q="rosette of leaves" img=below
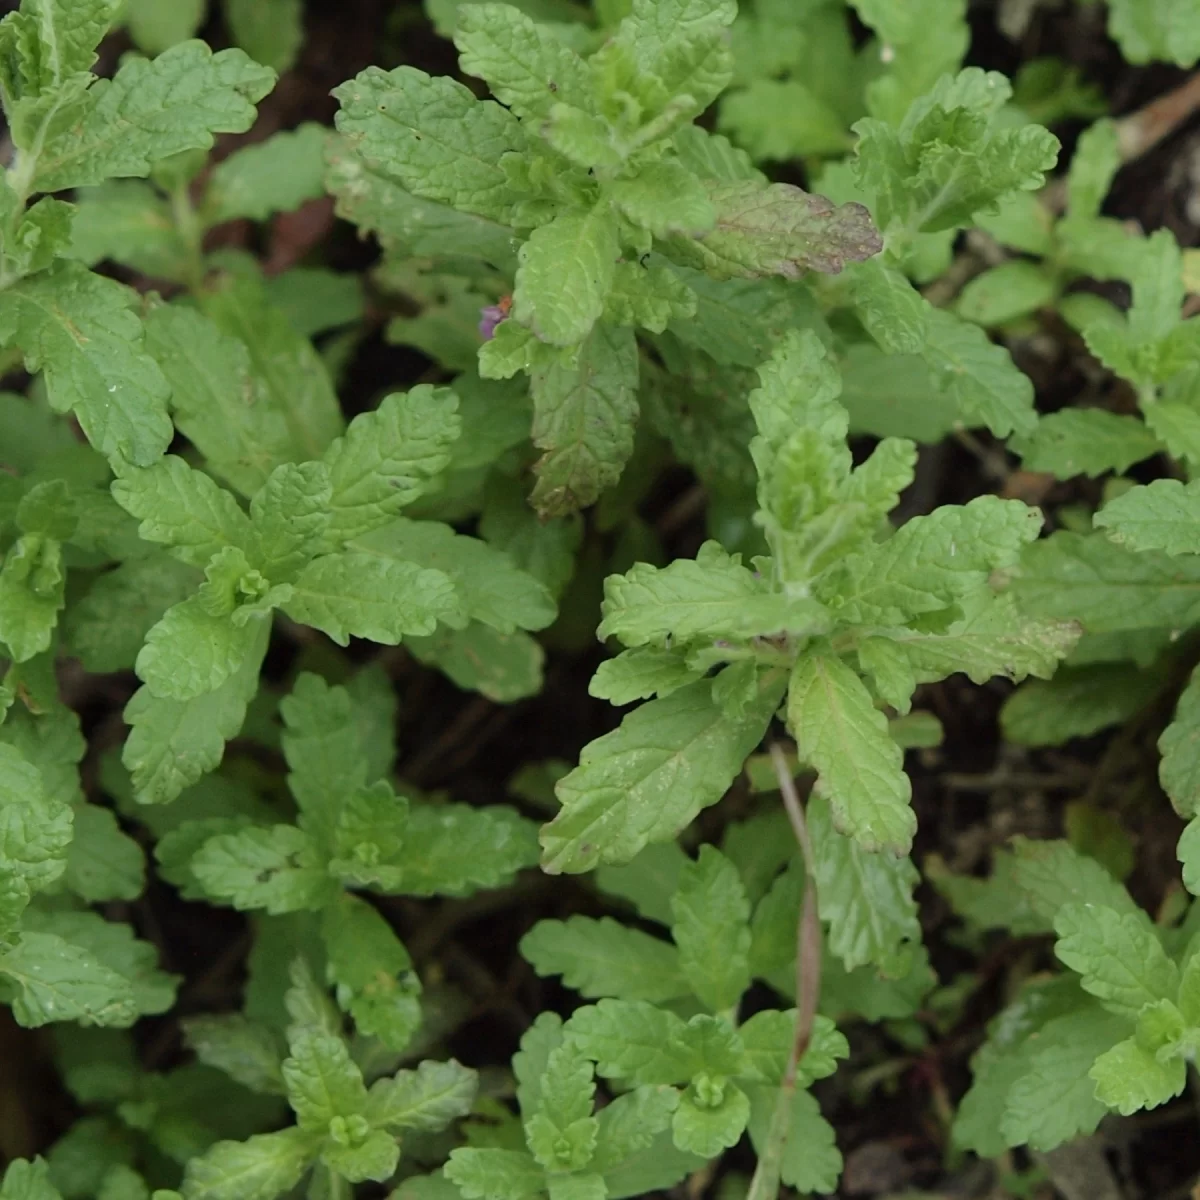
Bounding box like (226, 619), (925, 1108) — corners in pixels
(0, 0), (276, 468)
(106, 381), (555, 805)
(945, 839), (1200, 1152)
(538, 329), (1079, 883)
(170, 959), (478, 1200)
(330, 0), (882, 515)
(522, 844), (848, 1191)
(440, 1011), (703, 1200)
(157, 670), (539, 1051)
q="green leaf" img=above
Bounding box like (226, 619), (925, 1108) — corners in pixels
(787, 653), (913, 855)
(745, 1087), (841, 1195)
(333, 66), (530, 223)
(200, 273), (344, 464)
(0, 740), (73, 903)
(245, 462), (332, 583)
(282, 1032), (367, 1132)
(599, 541), (826, 648)
(590, 647), (701, 706)
(998, 1006), (1132, 1150)
(0, 930), (137, 1028)
(179, 1128), (315, 1200)
(520, 917), (689, 1003)
(1055, 903), (1178, 1018)
(1090, 1007), (1187, 1115)
(351, 517), (554, 634)
(408, 623), (545, 703)
(125, 0), (206, 54)
(376, 802), (537, 897)
(321, 893), (420, 1051)
(454, 3), (591, 119)
(191, 825), (336, 914)
(1067, 119), (1122, 220)
(0, 534), (65, 662)
(1002, 663), (1160, 749)
(223, 0), (303, 72)
(0, 263), (172, 466)
(1011, 531), (1200, 633)
(203, 123), (328, 225)
(671, 1082), (749, 1157)
(1096, 479), (1200, 556)
(608, 163), (715, 238)
(182, 1015), (286, 1096)
(66, 554), (198, 674)
(112, 455), (252, 568)
(321, 387), (461, 543)
(564, 999), (693, 1085)
(34, 43), (275, 192)
(594, 840), (689, 926)
(67, 181), (190, 280)
(123, 620), (268, 804)
(513, 207), (619, 348)
(669, 846), (751, 1012)
(137, 595), (261, 701)
(282, 552), (461, 646)
(850, 258), (929, 355)
(956, 260), (1056, 326)
(1106, 0), (1200, 67)
(64, 804), (144, 903)
(0, 1158), (61, 1200)
(1162, 666), (1200, 817)
(529, 322), (640, 517)
(921, 308), (1037, 437)
(809, 795), (921, 977)
(542, 674), (783, 873)
(590, 1085), (679, 1174)
(666, 181), (881, 280)
(364, 1059), (477, 1131)
(445, 1149), (543, 1200)
(1012, 409), (1162, 479)
(142, 305), (292, 499)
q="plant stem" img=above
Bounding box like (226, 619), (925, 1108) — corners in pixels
(746, 741), (823, 1200)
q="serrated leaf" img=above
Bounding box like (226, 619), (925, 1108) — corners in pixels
(0, 740), (73, 903)
(282, 552), (461, 646)
(123, 620), (268, 804)
(111, 455), (252, 568)
(1090, 1029), (1186, 1115)
(668, 181), (881, 280)
(564, 999), (693, 1085)
(809, 795), (921, 976)
(520, 917), (689, 1003)
(333, 65), (530, 222)
(542, 675), (782, 873)
(671, 1083), (749, 1158)
(589, 647), (701, 706)
(529, 322), (639, 517)
(64, 804), (144, 903)
(1012, 409), (1162, 479)
(608, 163), (715, 238)
(137, 596), (261, 702)
(351, 517), (554, 634)
(956, 259), (1057, 326)
(598, 541), (826, 648)
(787, 653), (913, 854)
(182, 1015), (286, 1096)
(179, 1128), (315, 1200)
(0, 927), (140, 1029)
(745, 1087), (841, 1195)
(0, 262), (172, 466)
(454, 3), (591, 120)
(1054, 903), (1178, 1018)
(203, 123), (328, 225)
(1096, 479), (1200, 556)
(1011, 531), (1200, 633)
(364, 1059), (477, 1131)
(282, 1032), (367, 1132)
(142, 304), (293, 499)
(1162, 666), (1200, 817)
(320, 387), (461, 542)
(66, 554), (198, 673)
(669, 846), (751, 1012)
(68, 180), (190, 280)
(34, 43), (275, 192)
(445, 1149), (543, 1200)
(921, 308), (1037, 437)
(191, 825), (336, 915)
(1106, 0), (1200, 67)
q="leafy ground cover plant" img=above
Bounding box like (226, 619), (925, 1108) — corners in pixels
(10, 0), (1200, 1197)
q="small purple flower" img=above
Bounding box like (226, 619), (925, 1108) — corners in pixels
(478, 302), (508, 340)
